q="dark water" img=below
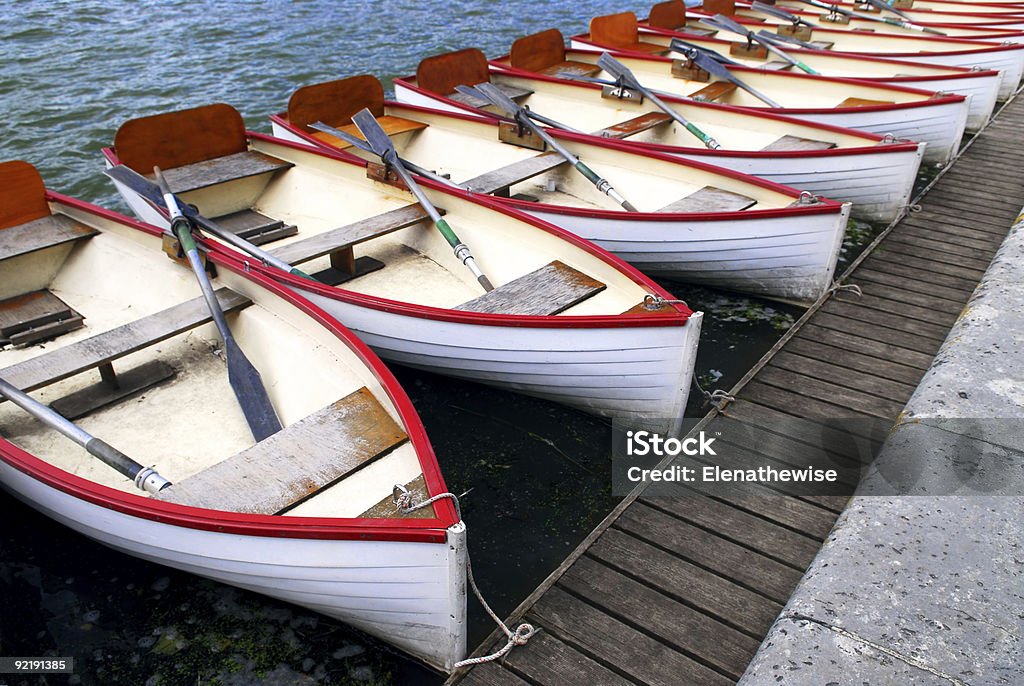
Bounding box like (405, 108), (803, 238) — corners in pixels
(0, 2), (882, 684)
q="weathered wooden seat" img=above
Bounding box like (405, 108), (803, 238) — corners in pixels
(540, 61), (603, 78)
(0, 290), (85, 348)
(155, 387), (408, 515)
(462, 152), (565, 195)
(687, 81), (739, 103)
(210, 208), (297, 246)
(658, 186), (758, 213)
(508, 29), (603, 78)
(310, 116), (428, 150)
(589, 12), (671, 55)
(0, 289), (250, 417)
(456, 261), (606, 316)
(113, 104), (293, 193)
(0, 215), (98, 264)
(450, 83), (534, 108)
(760, 134), (838, 152)
(593, 112), (673, 139)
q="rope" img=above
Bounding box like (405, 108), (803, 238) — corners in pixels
(692, 375), (734, 408)
(828, 282), (863, 298)
(643, 294), (689, 310)
(392, 485), (538, 668)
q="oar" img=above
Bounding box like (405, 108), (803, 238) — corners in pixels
(750, 1), (819, 29)
(755, 30), (821, 50)
(154, 167), (283, 441)
(0, 376), (171, 494)
(668, 38), (743, 65)
(590, 53), (722, 149)
(702, 13), (821, 74)
(863, 0), (915, 21)
(456, 82), (640, 212)
(347, 108), (495, 292)
(636, 46), (783, 108)
(792, 0), (948, 35)
(104, 165), (316, 282)
(308, 121), (466, 190)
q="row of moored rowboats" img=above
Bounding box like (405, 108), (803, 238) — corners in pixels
(2, 0), (1022, 672)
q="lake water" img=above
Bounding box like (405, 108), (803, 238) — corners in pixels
(0, 2), (877, 684)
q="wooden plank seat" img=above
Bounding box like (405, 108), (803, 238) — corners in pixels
(210, 208), (297, 246)
(461, 152), (566, 195)
(153, 150), (293, 195)
(541, 61), (603, 78)
(687, 81), (738, 103)
(456, 260), (606, 315)
(0, 289), (250, 396)
(310, 116), (429, 150)
(593, 112), (673, 139)
(760, 134), (838, 152)
(658, 186), (758, 213)
(0, 215), (98, 263)
(155, 387), (409, 515)
(0, 290), (85, 348)
(450, 83), (534, 109)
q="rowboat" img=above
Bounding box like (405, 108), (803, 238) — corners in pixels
(502, 23), (970, 164)
(598, 18), (1001, 131)
(0, 161), (466, 671)
(759, 0), (1024, 25)
(394, 48), (926, 222)
(102, 104), (703, 434)
(633, 7), (1024, 98)
(270, 76), (851, 305)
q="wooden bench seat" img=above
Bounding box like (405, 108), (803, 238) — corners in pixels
(0, 289), (250, 394)
(0, 290), (85, 347)
(687, 81), (738, 103)
(540, 61), (603, 78)
(658, 186), (758, 213)
(155, 387), (408, 515)
(0, 215), (97, 263)
(450, 83), (534, 109)
(310, 115), (428, 150)
(593, 112), (673, 139)
(155, 151), (293, 194)
(462, 152), (565, 195)
(210, 209), (297, 246)
(456, 260), (606, 316)
(760, 134), (838, 152)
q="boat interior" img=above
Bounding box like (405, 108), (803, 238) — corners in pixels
(283, 76), (797, 215)
(409, 47), (880, 151)
(110, 104), (660, 319)
(0, 160), (432, 521)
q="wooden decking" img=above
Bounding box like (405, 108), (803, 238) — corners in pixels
(450, 92), (1024, 685)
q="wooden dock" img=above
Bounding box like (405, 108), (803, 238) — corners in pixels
(450, 92), (1024, 685)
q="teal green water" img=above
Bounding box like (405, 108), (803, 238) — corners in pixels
(0, 3), (874, 685)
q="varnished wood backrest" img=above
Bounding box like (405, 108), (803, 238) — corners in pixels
(702, 0), (737, 15)
(0, 160), (51, 230)
(113, 103), (248, 174)
(590, 12), (640, 47)
(648, 0), (687, 29)
(509, 29), (567, 72)
(287, 75), (386, 133)
(416, 48), (490, 95)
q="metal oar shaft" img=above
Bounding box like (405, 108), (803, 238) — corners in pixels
(0, 377), (170, 494)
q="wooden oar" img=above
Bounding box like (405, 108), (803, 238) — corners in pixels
(458, 82), (640, 212)
(104, 165), (316, 281)
(792, 0), (948, 35)
(0, 376), (171, 494)
(308, 121), (466, 190)
(702, 13), (821, 74)
(154, 167), (283, 442)
(347, 109), (495, 292)
(589, 53), (722, 149)
(750, 1), (819, 29)
(651, 45), (783, 107)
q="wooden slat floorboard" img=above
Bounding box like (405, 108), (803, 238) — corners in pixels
(451, 86), (1024, 686)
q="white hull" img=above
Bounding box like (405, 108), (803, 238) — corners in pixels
(0, 461), (466, 672)
(393, 81), (925, 223)
(521, 204), (851, 304)
(877, 74), (999, 132)
(890, 50), (1024, 99)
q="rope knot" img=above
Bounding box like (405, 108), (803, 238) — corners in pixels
(513, 623), (537, 645)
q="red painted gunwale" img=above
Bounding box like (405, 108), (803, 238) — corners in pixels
(391, 73), (925, 159)
(492, 45), (967, 115)
(103, 133), (695, 328)
(269, 100), (848, 223)
(0, 191), (458, 544)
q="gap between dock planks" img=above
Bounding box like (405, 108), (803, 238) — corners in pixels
(448, 86), (1024, 686)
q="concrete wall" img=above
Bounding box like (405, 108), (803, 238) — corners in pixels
(738, 210), (1024, 685)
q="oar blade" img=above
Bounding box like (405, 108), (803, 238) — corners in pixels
(595, 53), (643, 91)
(223, 337), (282, 442)
(705, 13), (752, 37)
(471, 82), (522, 116)
(758, 30), (817, 50)
(105, 165), (167, 209)
(309, 120), (374, 154)
(350, 108), (401, 161)
(668, 38), (738, 65)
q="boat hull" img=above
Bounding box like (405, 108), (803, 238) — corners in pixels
(0, 459), (466, 672)
(393, 81), (925, 223)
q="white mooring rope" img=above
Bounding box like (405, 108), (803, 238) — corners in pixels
(392, 485), (538, 668)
